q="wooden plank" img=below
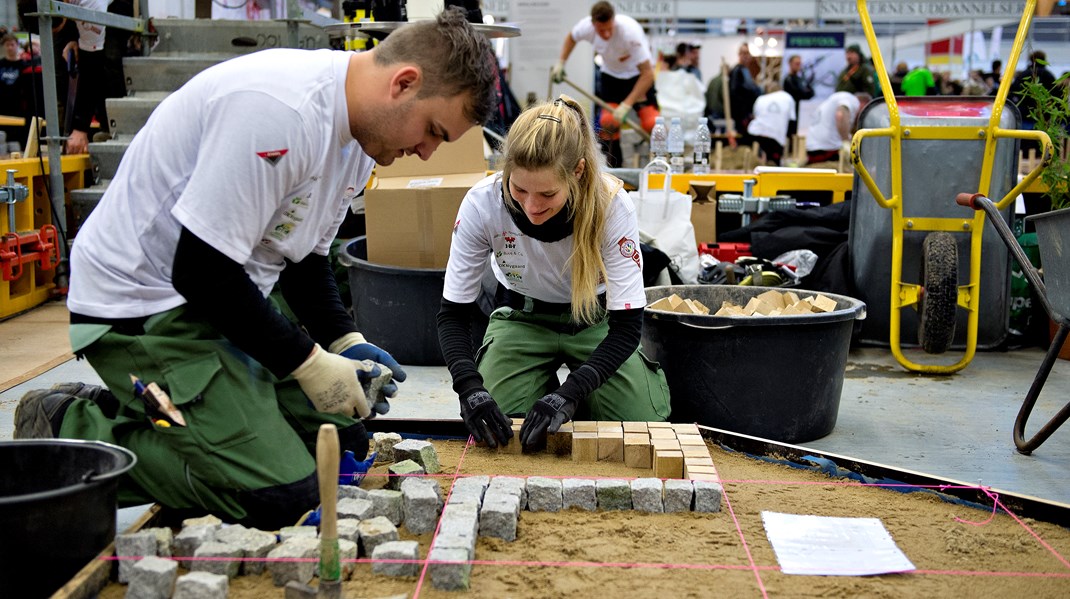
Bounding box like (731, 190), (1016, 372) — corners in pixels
(0, 302), (75, 392)
(51, 505), (163, 599)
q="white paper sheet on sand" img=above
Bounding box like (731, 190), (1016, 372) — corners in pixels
(761, 511), (916, 576)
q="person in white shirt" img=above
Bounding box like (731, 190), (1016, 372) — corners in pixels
(746, 83), (796, 165)
(805, 91), (870, 164)
(551, 1), (660, 167)
(14, 9), (498, 529)
(438, 95), (671, 449)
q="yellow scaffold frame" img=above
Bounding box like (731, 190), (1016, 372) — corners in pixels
(850, 0), (1054, 373)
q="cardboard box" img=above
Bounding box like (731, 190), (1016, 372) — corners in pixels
(364, 132), (487, 268)
(687, 181), (717, 244)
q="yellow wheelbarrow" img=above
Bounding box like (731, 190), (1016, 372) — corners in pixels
(850, 0), (1053, 373)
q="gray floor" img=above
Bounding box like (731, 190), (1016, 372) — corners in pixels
(3, 345), (1068, 509)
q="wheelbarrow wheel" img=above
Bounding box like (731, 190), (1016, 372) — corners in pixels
(918, 232), (958, 354)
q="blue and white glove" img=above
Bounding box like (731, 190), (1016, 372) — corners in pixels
(330, 332), (408, 396)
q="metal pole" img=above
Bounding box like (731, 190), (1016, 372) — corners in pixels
(37, 0), (70, 286)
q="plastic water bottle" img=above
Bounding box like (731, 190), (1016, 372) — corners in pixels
(667, 117), (685, 174)
(693, 118), (711, 174)
(650, 116), (668, 164)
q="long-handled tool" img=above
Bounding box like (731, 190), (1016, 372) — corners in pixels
(316, 423), (343, 598)
(557, 75), (651, 142)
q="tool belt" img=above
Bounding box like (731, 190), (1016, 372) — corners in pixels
(496, 286), (606, 335)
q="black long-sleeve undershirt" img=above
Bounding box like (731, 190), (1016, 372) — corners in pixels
(437, 297), (644, 404)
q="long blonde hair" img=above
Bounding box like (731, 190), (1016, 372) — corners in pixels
(501, 95), (610, 324)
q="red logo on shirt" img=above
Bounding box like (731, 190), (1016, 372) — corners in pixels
(618, 236), (641, 269)
(256, 149), (289, 166)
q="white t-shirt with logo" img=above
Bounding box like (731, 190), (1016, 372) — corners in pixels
(570, 14), (652, 80)
(69, 49), (374, 318)
(747, 90), (796, 147)
(805, 91), (862, 152)
(443, 173), (647, 312)
(70, 0), (107, 52)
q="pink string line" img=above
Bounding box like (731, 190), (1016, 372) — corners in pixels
(411, 435), (475, 598)
(721, 484), (770, 598)
(986, 487), (1070, 570)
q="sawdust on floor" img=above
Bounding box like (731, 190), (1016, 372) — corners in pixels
(96, 439), (1070, 598)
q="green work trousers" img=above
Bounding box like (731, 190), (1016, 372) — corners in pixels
(476, 307), (671, 421)
(61, 306), (358, 526)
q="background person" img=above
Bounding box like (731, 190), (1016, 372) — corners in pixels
(782, 54), (814, 139)
(805, 90), (870, 165)
(438, 95), (670, 449)
(14, 9), (497, 529)
(746, 82), (795, 165)
(835, 44), (876, 96)
(551, 1), (659, 167)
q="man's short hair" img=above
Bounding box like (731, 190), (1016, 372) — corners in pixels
(591, 1), (615, 23)
(1, 33), (18, 46)
(373, 7), (498, 125)
(675, 42), (689, 56)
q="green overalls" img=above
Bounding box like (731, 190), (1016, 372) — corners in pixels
(64, 306), (360, 527)
(476, 304), (671, 421)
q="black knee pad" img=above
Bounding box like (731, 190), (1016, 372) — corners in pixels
(337, 420), (370, 461)
(238, 473), (319, 530)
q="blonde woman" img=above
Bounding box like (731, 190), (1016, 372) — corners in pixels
(438, 95), (670, 449)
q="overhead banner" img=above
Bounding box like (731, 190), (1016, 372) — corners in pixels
(782, 31), (846, 136)
(818, 1), (1027, 21)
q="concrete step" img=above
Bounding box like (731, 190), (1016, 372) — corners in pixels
(105, 93), (168, 137)
(150, 19), (329, 55)
(122, 55), (234, 93)
(88, 137), (131, 181)
(70, 180), (108, 232)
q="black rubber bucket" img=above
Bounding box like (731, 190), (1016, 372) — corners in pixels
(341, 237), (487, 366)
(643, 285), (866, 443)
(0, 439), (137, 598)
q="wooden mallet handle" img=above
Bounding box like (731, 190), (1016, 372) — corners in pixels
(317, 424), (341, 583)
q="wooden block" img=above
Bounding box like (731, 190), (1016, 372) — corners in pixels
(684, 464), (720, 478)
(689, 473), (721, 482)
(682, 447), (712, 459)
(597, 421), (623, 432)
(572, 421), (598, 433)
(783, 291), (801, 306)
(648, 428), (678, 439)
(671, 423), (700, 435)
(651, 437), (681, 452)
(676, 434), (705, 446)
(597, 429), (624, 462)
(653, 450), (684, 479)
(684, 456), (716, 468)
(571, 432), (599, 462)
(558, 421), (574, 433)
(498, 424), (524, 454)
(622, 421), (648, 434)
(624, 435), (652, 469)
(648, 294), (684, 312)
(546, 430), (573, 456)
(811, 294), (838, 313)
(757, 289), (786, 309)
(646, 421), (674, 428)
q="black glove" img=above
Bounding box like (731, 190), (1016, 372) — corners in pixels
(459, 390), (513, 448)
(519, 392), (578, 448)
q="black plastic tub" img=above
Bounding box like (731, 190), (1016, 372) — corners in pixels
(341, 237), (487, 366)
(0, 439), (136, 598)
(642, 285), (866, 443)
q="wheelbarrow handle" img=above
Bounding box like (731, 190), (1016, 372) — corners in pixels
(955, 192), (986, 210)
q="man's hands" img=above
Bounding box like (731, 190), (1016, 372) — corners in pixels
(612, 102), (633, 126)
(459, 390), (513, 448)
(66, 130), (89, 155)
(292, 344), (372, 418)
(551, 60), (567, 84)
(519, 392), (577, 448)
(332, 332), (407, 398)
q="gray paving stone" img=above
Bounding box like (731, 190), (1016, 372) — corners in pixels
(452, 475), (490, 498)
(338, 497), (375, 520)
(371, 540), (420, 577)
(373, 432), (403, 462)
(402, 477), (442, 535)
(173, 525), (215, 569)
(693, 481), (723, 513)
(267, 537), (318, 587)
(338, 485), (371, 501)
(125, 555), (176, 599)
(663, 479), (694, 513)
(487, 476), (527, 510)
(428, 547), (471, 591)
(526, 477), (563, 512)
(479, 494), (520, 541)
(392, 439), (441, 473)
(631, 478), (664, 513)
(562, 478), (597, 511)
(279, 525), (318, 542)
(213, 525), (277, 575)
(190, 541), (242, 579)
(338, 519), (361, 545)
(483, 491), (521, 518)
(173, 571), (227, 599)
(369, 489), (404, 525)
(439, 503), (479, 539)
(340, 538), (358, 580)
(142, 527), (174, 558)
(596, 479), (633, 511)
(116, 531), (158, 583)
(431, 532), (475, 560)
(181, 515), (223, 530)
(445, 489), (484, 508)
(387, 459), (426, 490)
(357, 515), (400, 556)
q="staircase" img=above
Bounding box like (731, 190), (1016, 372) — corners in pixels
(69, 19), (330, 231)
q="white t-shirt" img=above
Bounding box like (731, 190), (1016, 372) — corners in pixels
(805, 91), (861, 152)
(70, 0), (107, 52)
(443, 173), (647, 311)
(570, 15), (652, 80)
(747, 90), (796, 147)
(68, 49), (374, 318)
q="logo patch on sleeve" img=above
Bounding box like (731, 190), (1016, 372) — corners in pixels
(618, 236), (641, 269)
(256, 149), (289, 166)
